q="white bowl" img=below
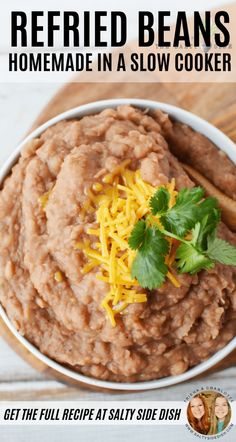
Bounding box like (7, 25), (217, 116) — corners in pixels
(0, 98), (236, 391)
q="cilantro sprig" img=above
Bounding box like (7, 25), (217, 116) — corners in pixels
(128, 185), (236, 290)
(129, 225), (169, 290)
(150, 186), (217, 237)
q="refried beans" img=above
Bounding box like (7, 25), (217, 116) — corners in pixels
(0, 105), (235, 382)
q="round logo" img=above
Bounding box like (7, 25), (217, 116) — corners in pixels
(187, 390), (232, 436)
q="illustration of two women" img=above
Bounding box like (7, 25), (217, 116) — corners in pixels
(187, 393), (231, 435)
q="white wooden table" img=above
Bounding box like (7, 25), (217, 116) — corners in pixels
(0, 82), (235, 442)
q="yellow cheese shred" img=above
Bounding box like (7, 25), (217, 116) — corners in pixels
(38, 189), (52, 211)
(54, 271), (63, 283)
(77, 162), (180, 326)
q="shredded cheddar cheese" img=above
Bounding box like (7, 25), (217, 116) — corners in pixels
(76, 161), (180, 326)
(38, 187), (53, 211)
(54, 271), (63, 283)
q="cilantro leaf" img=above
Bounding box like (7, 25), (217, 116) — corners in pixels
(128, 220), (146, 250)
(207, 234), (236, 266)
(198, 197), (219, 219)
(192, 209), (220, 250)
(150, 187), (170, 215)
(131, 226), (169, 289)
(161, 187), (205, 237)
(140, 226), (169, 255)
(131, 252), (167, 289)
(175, 206), (220, 275)
(176, 242), (214, 274)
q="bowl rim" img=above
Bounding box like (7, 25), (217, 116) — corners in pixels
(0, 97), (235, 392)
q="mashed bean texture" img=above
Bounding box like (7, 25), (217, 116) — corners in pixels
(0, 105), (235, 382)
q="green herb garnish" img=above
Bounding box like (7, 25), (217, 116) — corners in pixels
(129, 185), (236, 289)
(149, 187), (170, 215)
(207, 233), (236, 265)
(130, 226), (169, 290)
(150, 186), (217, 237)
